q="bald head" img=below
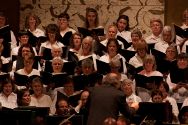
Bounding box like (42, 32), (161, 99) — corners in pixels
(103, 73), (120, 88)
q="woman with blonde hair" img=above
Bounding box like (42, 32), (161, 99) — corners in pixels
(139, 54), (162, 76)
(77, 36), (98, 71)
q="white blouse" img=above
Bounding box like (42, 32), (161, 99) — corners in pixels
(0, 92), (17, 109)
(117, 30), (132, 43)
(145, 34), (162, 44)
(30, 94), (52, 107)
(129, 54), (143, 68)
(29, 28), (45, 37)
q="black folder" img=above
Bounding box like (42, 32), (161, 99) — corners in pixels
(93, 41), (107, 56)
(57, 91), (82, 107)
(2, 62), (12, 73)
(41, 47), (67, 60)
(61, 46), (69, 59)
(174, 24), (188, 38)
(0, 25), (11, 43)
(151, 48), (166, 60)
(33, 55), (42, 70)
(73, 72), (103, 91)
(170, 67), (188, 84)
(0, 25), (11, 58)
(119, 49), (136, 62)
(58, 31), (72, 46)
(77, 27), (104, 37)
(12, 55), (18, 62)
(67, 51), (79, 63)
(147, 43), (155, 54)
(126, 62), (143, 78)
(96, 59), (111, 75)
(150, 48), (175, 74)
(116, 35), (132, 49)
(77, 56), (93, 68)
(157, 59), (176, 75)
(63, 61), (77, 75)
(28, 30), (47, 47)
(43, 60), (53, 73)
(135, 74), (163, 90)
(14, 72), (40, 86)
(0, 73), (10, 83)
(1, 42), (11, 58)
(15, 56), (24, 71)
(41, 47), (53, 60)
(40, 71), (68, 87)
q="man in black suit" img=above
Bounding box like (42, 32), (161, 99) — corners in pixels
(86, 73), (139, 125)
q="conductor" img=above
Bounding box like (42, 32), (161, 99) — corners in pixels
(86, 73), (139, 125)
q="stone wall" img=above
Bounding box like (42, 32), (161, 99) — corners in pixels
(19, 0), (164, 37)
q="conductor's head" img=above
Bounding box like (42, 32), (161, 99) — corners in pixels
(102, 73), (120, 89)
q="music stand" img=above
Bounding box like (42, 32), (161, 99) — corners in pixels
(137, 102), (173, 124)
(0, 108), (34, 125)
